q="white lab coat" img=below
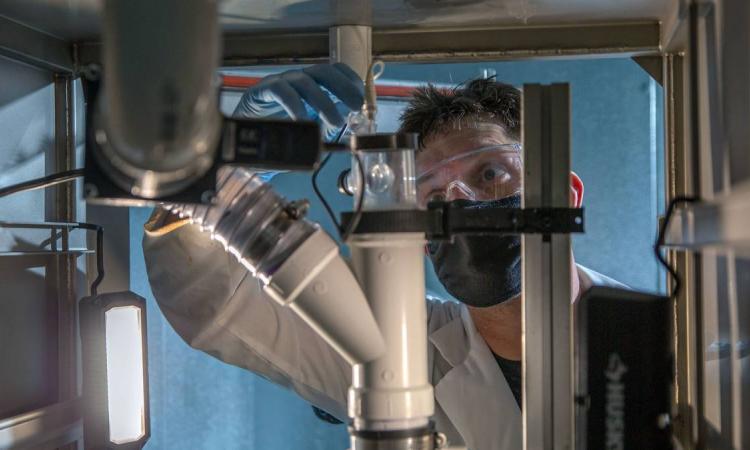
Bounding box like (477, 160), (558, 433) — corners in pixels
(142, 209), (624, 450)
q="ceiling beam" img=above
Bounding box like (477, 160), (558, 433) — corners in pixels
(76, 21), (661, 69)
(0, 15), (74, 73)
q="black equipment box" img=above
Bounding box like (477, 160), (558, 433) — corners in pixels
(575, 286), (673, 450)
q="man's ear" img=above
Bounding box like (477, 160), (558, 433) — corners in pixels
(570, 172), (584, 207)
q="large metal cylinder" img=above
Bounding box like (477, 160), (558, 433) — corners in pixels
(95, 0), (222, 198)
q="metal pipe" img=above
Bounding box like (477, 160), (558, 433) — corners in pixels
(49, 73), (80, 450)
(95, 0), (222, 199)
(330, 25), (372, 80)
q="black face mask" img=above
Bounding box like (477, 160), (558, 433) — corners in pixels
(428, 195), (522, 308)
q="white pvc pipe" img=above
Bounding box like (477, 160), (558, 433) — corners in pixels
(329, 21), (434, 434)
(348, 233), (434, 430)
(265, 229), (386, 366)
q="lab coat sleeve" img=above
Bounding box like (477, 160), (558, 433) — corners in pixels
(141, 208), (351, 420)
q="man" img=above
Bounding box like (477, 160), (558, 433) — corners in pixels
(142, 63), (623, 450)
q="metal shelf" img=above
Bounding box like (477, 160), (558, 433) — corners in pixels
(664, 181), (750, 253)
(0, 221), (103, 292)
(0, 250), (93, 257)
(0, 398), (83, 449)
(0, 250), (93, 271)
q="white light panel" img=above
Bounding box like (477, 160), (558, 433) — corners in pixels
(105, 305), (146, 444)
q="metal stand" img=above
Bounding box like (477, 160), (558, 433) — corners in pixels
(522, 84), (574, 450)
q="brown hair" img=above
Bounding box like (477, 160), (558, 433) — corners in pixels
(398, 77), (521, 149)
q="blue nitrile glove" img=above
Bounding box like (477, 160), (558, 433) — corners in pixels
(233, 63), (364, 142)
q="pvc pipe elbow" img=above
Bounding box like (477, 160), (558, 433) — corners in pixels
(264, 229), (386, 365)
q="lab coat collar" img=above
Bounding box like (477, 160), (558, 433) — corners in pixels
(429, 307), (469, 367)
(429, 305), (522, 450)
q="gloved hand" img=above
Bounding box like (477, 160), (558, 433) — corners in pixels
(233, 63), (364, 141)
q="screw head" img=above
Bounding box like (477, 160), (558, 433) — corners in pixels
(84, 183), (99, 198)
(201, 190), (216, 204)
(380, 370), (394, 382)
(313, 281), (327, 295)
(378, 252), (392, 264)
(657, 413), (671, 429)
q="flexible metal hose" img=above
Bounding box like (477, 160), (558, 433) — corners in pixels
(165, 167), (317, 283)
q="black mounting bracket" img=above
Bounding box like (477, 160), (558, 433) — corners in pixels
(340, 203), (584, 238)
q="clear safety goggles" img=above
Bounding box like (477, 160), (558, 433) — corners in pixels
(416, 143), (522, 207)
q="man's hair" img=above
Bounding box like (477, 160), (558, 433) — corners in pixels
(398, 77), (521, 149)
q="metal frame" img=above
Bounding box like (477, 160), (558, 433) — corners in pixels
(0, 16), (82, 449)
(0, 399), (83, 449)
(0, 7), (708, 450)
(522, 83), (574, 450)
(663, 6), (703, 448)
(664, 180), (750, 251)
(48, 73), (80, 450)
(0, 15), (74, 72)
(48, 75), (78, 418)
(667, 3), (750, 450)
(664, 53), (704, 450)
(0, 222), (94, 449)
(72, 21), (661, 68)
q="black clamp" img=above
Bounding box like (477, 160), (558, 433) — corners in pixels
(340, 203), (584, 238)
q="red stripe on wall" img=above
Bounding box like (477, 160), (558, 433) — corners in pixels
(221, 75), (416, 98)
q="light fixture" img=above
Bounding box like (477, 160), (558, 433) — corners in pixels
(80, 291), (150, 449)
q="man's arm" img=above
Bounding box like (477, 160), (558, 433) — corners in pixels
(142, 208), (351, 420)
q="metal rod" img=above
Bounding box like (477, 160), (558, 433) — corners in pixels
(0, 169), (83, 199)
(0, 398), (83, 448)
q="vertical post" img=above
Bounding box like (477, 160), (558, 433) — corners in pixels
(665, 37), (703, 450)
(47, 73), (80, 449)
(665, 52), (692, 447)
(49, 74), (77, 399)
(329, 25), (371, 79)
(49, 75), (76, 223)
(522, 83), (574, 450)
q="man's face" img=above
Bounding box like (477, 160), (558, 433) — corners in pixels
(415, 124), (523, 207)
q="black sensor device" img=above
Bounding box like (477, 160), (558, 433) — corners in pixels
(575, 286), (673, 450)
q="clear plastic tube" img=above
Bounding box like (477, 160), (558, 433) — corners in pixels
(347, 148), (417, 211)
(165, 167), (317, 284)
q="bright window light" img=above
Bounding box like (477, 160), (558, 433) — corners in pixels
(105, 306), (146, 444)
